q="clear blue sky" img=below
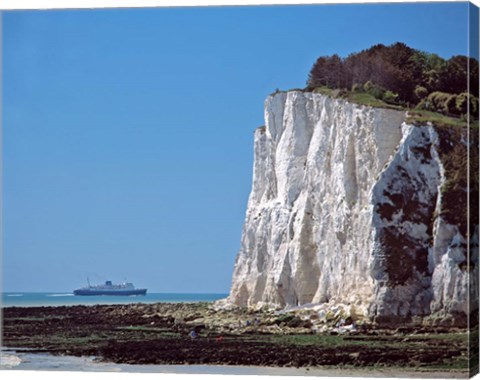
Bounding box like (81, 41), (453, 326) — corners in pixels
(2, 2), (471, 292)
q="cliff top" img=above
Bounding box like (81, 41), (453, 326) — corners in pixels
(270, 42), (479, 129)
(269, 88), (477, 129)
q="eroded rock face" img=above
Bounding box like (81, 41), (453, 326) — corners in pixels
(228, 91), (476, 322)
(370, 125), (442, 319)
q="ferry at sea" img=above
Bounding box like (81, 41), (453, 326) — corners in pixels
(73, 280), (147, 296)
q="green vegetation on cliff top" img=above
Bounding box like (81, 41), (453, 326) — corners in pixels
(273, 43), (479, 128)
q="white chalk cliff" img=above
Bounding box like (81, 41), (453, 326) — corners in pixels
(228, 91), (477, 323)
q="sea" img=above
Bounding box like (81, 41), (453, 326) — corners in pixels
(1, 292), (228, 307)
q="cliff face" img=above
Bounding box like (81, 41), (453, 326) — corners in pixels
(228, 91), (476, 321)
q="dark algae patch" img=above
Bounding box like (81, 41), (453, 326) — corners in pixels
(2, 303), (469, 371)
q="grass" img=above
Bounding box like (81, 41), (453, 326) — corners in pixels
(345, 92), (404, 110)
(272, 86), (476, 128)
(312, 86), (335, 97)
(406, 110), (467, 128)
(270, 88), (305, 96)
(310, 86), (403, 110)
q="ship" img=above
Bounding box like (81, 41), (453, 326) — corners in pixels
(73, 280), (147, 296)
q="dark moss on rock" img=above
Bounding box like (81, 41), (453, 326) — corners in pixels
(434, 125), (471, 237)
(378, 227), (429, 286)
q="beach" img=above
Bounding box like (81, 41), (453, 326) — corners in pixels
(0, 348), (470, 378)
(1, 302), (471, 376)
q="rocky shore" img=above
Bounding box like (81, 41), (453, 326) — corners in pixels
(1, 302), (471, 372)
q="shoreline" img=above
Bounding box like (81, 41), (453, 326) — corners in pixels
(1, 292), (228, 308)
(2, 302), (471, 374)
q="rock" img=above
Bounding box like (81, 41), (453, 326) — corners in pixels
(227, 91), (476, 324)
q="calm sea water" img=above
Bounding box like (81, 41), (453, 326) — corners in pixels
(1, 292), (228, 307)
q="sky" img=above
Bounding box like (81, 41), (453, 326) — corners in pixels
(2, 2), (473, 292)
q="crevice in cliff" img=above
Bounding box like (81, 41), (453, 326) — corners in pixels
(344, 134), (358, 206)
(276, 254), (293, 306)
(292, 198), (321, 305)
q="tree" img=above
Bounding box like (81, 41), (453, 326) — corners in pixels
(306, 43), (479, 114)
(307, 54), (345, 89)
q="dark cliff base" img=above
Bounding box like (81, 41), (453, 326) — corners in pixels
(2, 303), (471, 373)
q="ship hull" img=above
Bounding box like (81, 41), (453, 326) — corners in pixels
(73, 289), (147, 296)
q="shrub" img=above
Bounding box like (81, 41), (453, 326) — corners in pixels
(382, 90), (399, 104)
(427, 91), (454, 113)
(445, 94), (458, 115)
(455, 93), (469, 115)
(307, 43), (478, 105)
(455, 92), (479, 116)
(332, 88), (348, 98)
(363, 81), (385, 99)
(414, 86), (428, 101)
(471, 96), (479, 115)
(312, 86), (334, 96)
(351, 83), (362, 93)
(415, 99), (428, 110)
